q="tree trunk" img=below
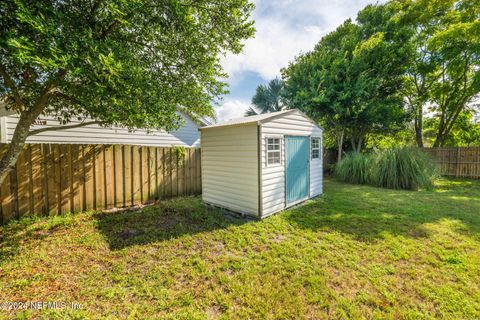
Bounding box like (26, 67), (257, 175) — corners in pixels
(414, 104), (424, 148)
(434, 106), (464, 147)
(0, 98), (51, 185)
(433, 117), (446, 148)
(356, 136), (363, 153)
(0, 69), (63, 185)
(0, 113), (36, 185)
(432, 135), (443, 148)
(350, 136), (363, 153)
(351, 137), (356, 152)
(336, 129), (344, 162)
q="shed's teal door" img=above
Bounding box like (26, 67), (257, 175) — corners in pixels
(285, 136), (309, 204)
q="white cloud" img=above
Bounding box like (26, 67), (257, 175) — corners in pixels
(221, 0), (382, 80)
(221, 19), (323, 80)
(217, 0), (384, 121)
(215, 99), (250, 121)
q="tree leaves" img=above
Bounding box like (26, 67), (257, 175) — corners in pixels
(283, 0), (480, 149)
(0, 0), (255, 129)
(283, 3), (409, 152)
(400, 0), (480, 147)
(250, 77), (285, 115)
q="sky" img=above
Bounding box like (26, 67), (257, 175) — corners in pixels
(215, 0), (382, 121)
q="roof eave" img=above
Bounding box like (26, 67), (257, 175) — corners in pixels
(198, 121), (257, 130)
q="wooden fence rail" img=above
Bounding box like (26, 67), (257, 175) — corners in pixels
(423, 147), (480, 178)
(0, 144), (201, 224)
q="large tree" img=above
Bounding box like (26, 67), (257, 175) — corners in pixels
(0, 0), (254, 184)
(400, 0), (480, 147)
(424, 109), (480, 147)
(283, 3), (411, 156)
(244, 77), (286, 116)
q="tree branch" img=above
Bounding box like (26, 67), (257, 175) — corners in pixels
(28, 121), (105, 136)
(51, 90), (81, 105)
(98, 20), (119, 39)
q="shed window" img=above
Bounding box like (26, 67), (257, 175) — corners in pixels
(311, 137), (321, 160)
(266, 137), (281, 165)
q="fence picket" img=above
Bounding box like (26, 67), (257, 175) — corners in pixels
(0, 143), (201, 223)
(423, 147), (480, 178)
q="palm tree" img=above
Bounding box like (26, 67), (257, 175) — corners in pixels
(244, 77), (286, 116)
(244, 106), (259, 116)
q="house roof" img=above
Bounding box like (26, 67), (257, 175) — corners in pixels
(0, 101), (209, 129)
(199, 109), (297, 130)
(199, 109), (322, 130)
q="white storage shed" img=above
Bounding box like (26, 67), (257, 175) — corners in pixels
(200, 109), (323, 218)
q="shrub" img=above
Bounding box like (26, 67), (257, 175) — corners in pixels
(334, 152), (373, 185)
(372, 147), (437, 190)
(334, 148), (438, 190)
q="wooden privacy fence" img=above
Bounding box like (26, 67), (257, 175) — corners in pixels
(423, 147), (480, 178)
(0, 144), (201, 224)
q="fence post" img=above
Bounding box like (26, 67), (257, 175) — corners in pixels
(456, 147), (461, 178)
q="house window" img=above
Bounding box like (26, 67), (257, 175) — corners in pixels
(311, 137), (321, 160)
(266, 137), (281, 166)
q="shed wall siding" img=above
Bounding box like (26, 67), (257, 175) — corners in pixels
(201, 124), (259, 216)
(260, 111), (323, 217)
(2, 114), (200, 147)
(310, 138), (323, 198)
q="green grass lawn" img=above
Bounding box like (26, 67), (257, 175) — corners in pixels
(1, 178), (480, 319)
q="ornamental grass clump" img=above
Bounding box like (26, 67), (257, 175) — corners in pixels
(335, 148), (437, 190)
(372, 147), (437, 190)
(334, 152), (373, 185)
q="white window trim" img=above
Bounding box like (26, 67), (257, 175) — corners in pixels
(311, 136), (321, 161)
(265, 136), (282, 167)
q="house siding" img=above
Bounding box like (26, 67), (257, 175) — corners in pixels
(260, 110), (323, 217)
(1, 113), (200, 147)
(200, 124), (259, 217)
(0, 116), (7, 143)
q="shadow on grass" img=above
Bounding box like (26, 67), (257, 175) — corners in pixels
(0, 213), (79, 263)
(2, 179), (478, 259)
(93, 197), (251, 250)
(285, 179), (480, 242)
(0, 198), (250, 261)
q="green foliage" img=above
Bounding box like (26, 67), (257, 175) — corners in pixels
(373, 147), (438, 190)
(0, 0), (255, 185)
(334, 152), (373, 185)
(335, 148), (437, 190)
(424, 111), (480, 147)
(0, 0), (255, 130)
(245, 77), (285, 116)
(400, 0), (480, 147)
(366, 127), (416, 149)
(172, 146), (187, 165)
(282, 2), (411, 152)
(282, 0), (480, 149)
(244, 106), (258, 116)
